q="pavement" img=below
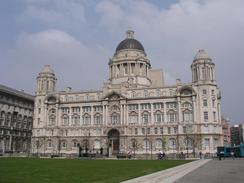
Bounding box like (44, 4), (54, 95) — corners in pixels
(175, 158), (244, 183)
(121, 159), (211, 183)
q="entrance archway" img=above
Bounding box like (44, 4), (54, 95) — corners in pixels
(108, 129), (120, 155)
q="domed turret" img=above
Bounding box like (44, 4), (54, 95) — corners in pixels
(36, 65), (57, 95)
(193, 49), (212, 61)
(191, 49), (215, 84)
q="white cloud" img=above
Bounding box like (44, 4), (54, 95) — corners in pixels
(5, 29), (110, 92)
(21, 0), (86, 29)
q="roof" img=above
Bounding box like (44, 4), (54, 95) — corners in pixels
(115, 38), (145, 52)
(0, 84), (34, 101)
(194, 49), (211, 60)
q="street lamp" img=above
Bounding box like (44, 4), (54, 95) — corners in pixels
(144, 116), (148, 160)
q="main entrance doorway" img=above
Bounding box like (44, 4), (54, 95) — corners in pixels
(108, 129), (120, 155)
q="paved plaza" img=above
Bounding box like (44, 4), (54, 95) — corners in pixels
(121, 159), (244, 183)
(175, 158), (244, 183)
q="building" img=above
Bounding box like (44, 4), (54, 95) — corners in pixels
(230, 123), (244, 146)
(0, 84), (34, 154)
(230, 125), (241, 146)
(32, 30), (222, 157)
(239, 123), (244, 144)
(221, 117), (231, 146)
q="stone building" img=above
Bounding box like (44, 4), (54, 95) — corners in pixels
(221, 117), (231, 146)
(0, 84), (34, 154)
(32, 30), (223, 157)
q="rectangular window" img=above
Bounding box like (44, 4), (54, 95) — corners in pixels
(160, 127), (163, 134)
(38, 108), (41, 114)
(135, 128), (138, 135)
(203, 89), (207, 95)
(204, 112), (208, 122)
(153, 103), (163, 109)
(213, 112), (216, 121)
(168, 127), (171, 134)
(203, 99), (208, 107)
(174, 127), (177, 134)
(154, 128), (158, 134)
(142, 128), (145, 135)
(212, 99), (215, 107)
(147, 128), (150, 134)
(183, 126), (186, 133)
(204, 138), (210, 147)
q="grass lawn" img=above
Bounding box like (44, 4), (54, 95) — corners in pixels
(0, 158), (191, 183)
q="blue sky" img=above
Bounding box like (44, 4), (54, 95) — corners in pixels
(0, 0), (244, 124)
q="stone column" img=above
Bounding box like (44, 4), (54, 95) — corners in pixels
(177, 97), (182, 123)
(1, 139), (5, 154)
(193, 96), (197, 123)
(150, 103), (154, 124)
(138, 104), (141, 125)
(120, 104), (123, 125)
(91, 105), (94, 126)
(164, 103), (167, 123)
(102, 105), (105, 125)
(106, 105), (108, 125)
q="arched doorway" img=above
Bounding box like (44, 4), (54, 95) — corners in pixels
(108, 129), (120, 155)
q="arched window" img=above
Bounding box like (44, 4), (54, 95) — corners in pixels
(83, 114), (91, 125)
(94, 140), (101, 149)
(49, 115), (56, 126)
(94, 114), (102, 125)
(131, 139), (137, 149)
(47, 140), (52, 148)
(142, 112), (150, 124)
(61, 140), (67, 149)
(111, 113), (120, 125)
(154, 112), (164, 123)
(184, 138), (193, 149)
(129, 112), (138, 124)
(72, 140), (78, 148)
(0, 111), (5, 126)
(156, 139), (162, 149)
(62, 115), (69, 126)
(72, 115), (80, 126)
(183, 110), (193, 122)
(167, 110), (177, 122)
(143, 139), (150, 149)
(169, 138), (176, 149)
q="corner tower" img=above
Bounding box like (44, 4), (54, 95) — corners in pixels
(108, 30), (152, 88)
(191, 49), (216, 85)
(36, 65), (57, 95)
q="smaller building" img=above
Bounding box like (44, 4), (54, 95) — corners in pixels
(239, 123), (244, 144)
(230, 125), (241, 146)
(221, 117), (230, 146)
(0, 84), (34, 154)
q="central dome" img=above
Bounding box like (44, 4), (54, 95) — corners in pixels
(115, 30), (145, 52)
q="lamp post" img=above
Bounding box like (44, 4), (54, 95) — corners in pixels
(186, 132), (189, 158)
(145, 117), (148, 160)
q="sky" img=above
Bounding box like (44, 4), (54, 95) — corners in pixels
(0, 0), (243, 124)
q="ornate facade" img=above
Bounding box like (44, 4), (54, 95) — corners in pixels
(0, 84), (34, 154)
(32, 30), (223, 157)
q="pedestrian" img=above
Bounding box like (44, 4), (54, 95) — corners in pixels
(199, 151), (202, 159)
(231, 151), (234, 160)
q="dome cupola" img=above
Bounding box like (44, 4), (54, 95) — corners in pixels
(115, 30), (145, 53)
